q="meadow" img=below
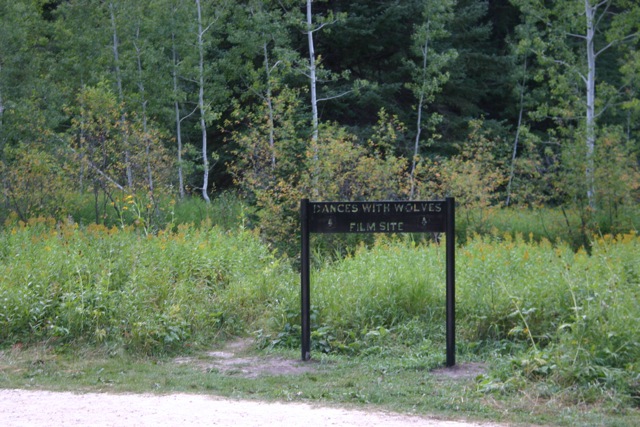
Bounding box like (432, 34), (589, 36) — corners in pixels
(1, 196), (639, 425)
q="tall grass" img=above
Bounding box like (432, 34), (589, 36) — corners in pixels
(2, 212), (639, 403)
(262, 231), (640, 402)
(457, 204), (640, 250)
(1, 190), (250, 233)
(0, 218), (295, 354)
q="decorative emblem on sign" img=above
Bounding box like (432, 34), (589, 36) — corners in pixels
(422, 217), (428, 226)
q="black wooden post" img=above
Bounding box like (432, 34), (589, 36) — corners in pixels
(300, 199), (311, 361)
(445, 197), (456, 367)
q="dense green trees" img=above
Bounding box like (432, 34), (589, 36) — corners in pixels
(1, 0), (638, 233)
(512, 0), (640, 214)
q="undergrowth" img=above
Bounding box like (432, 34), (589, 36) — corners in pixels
(261, 232), (640, 407)
(1, 211), (639, 409)
(0, 217), (295, 354)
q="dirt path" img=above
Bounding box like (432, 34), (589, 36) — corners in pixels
(0, 389), (503, 427)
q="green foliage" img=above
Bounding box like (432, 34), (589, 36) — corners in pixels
(303, 237), (446, 354)
(1, 0), (640, 409)
(594, 126), (640, 210)
(232, 108), (409, 255)
(551, 124), (640, 237)
(57, 83), (176, 225)
(306, 123), (408, 201)
(1, 0), (638, 225)
(511, 0), (640, 216)
(474, 232), (640, 405)
(0, 219), (295, 354)
(415, 119), (509, 231)
(404, 0), (457, 182)
(504, 125), (551, 207)
(67, 83), (173, 193)
(1, 183), (250, 236)
(454, 204), (639, 250)
(168, 191), (252, 231)
(1, 145), (74, 222)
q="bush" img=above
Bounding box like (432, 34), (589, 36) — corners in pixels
(1, 145), (75, 222)
(232, 111), (409, 256)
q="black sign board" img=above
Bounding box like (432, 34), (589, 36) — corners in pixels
(308, 201), (446, 234)
(300, 198), (456, 367)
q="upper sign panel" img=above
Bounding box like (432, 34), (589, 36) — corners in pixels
(307, 201), (447, 233)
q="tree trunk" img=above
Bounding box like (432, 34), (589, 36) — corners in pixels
(195, 0), (210, 203)
(263, 42), (276, 169)
(172, 32), (185, 199)
(306, 0), (320, 196)
(109, 1), (134, 190)
(0, 73), (4, 131)
(506, 57), (528, 207)
(307, 0), (319, 146)
(134, 26), (155, 199)
(409, 22), (430, 201)
(584, 0), (597, 211)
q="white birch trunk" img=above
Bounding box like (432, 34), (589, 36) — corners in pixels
(307, 0), (319, 146)
(506, 57), (528, 207)
(109, 1), (134, 189)
(109, 2), (124, 103)
(0, 68), (4, 130)
(172, 32), (185, 199)
(409, 22), (430, 201)
(306, 0), (320, 196)
(195, 0), (210, 203)
(134, 26), (154, 197)
(584, 0), (597, 211)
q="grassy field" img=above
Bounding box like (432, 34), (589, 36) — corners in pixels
(1, 201), (639, 426)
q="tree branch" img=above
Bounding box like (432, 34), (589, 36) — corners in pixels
(552, 58), (588, 84)
(565, 32), (587, 40)
(596, 32), (640, 58)
(594, 0), (612, 28)
(317, 90), (353, 103)
(306, 19), (337, 34)
(67, 146), (125, 191)
(269, 60), (282, 74)
(179, 105), (200, 123)
(595, 83), (630, 119)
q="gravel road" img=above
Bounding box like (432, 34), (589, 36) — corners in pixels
(1, 389), (504, 427)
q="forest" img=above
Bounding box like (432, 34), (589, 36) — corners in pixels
(1, 0), (639, 240)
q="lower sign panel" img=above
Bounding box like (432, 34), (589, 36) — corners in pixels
(310, 213), (445, 233)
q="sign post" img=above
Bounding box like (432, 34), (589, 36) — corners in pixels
(300, 199), (311, 362)
(300, 198), (456, 366)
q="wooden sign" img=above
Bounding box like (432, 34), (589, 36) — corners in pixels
(308, 201), (446, 233)
(300, 198), (456, 367)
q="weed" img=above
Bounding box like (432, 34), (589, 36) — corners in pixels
(1, 214), (639, 415)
